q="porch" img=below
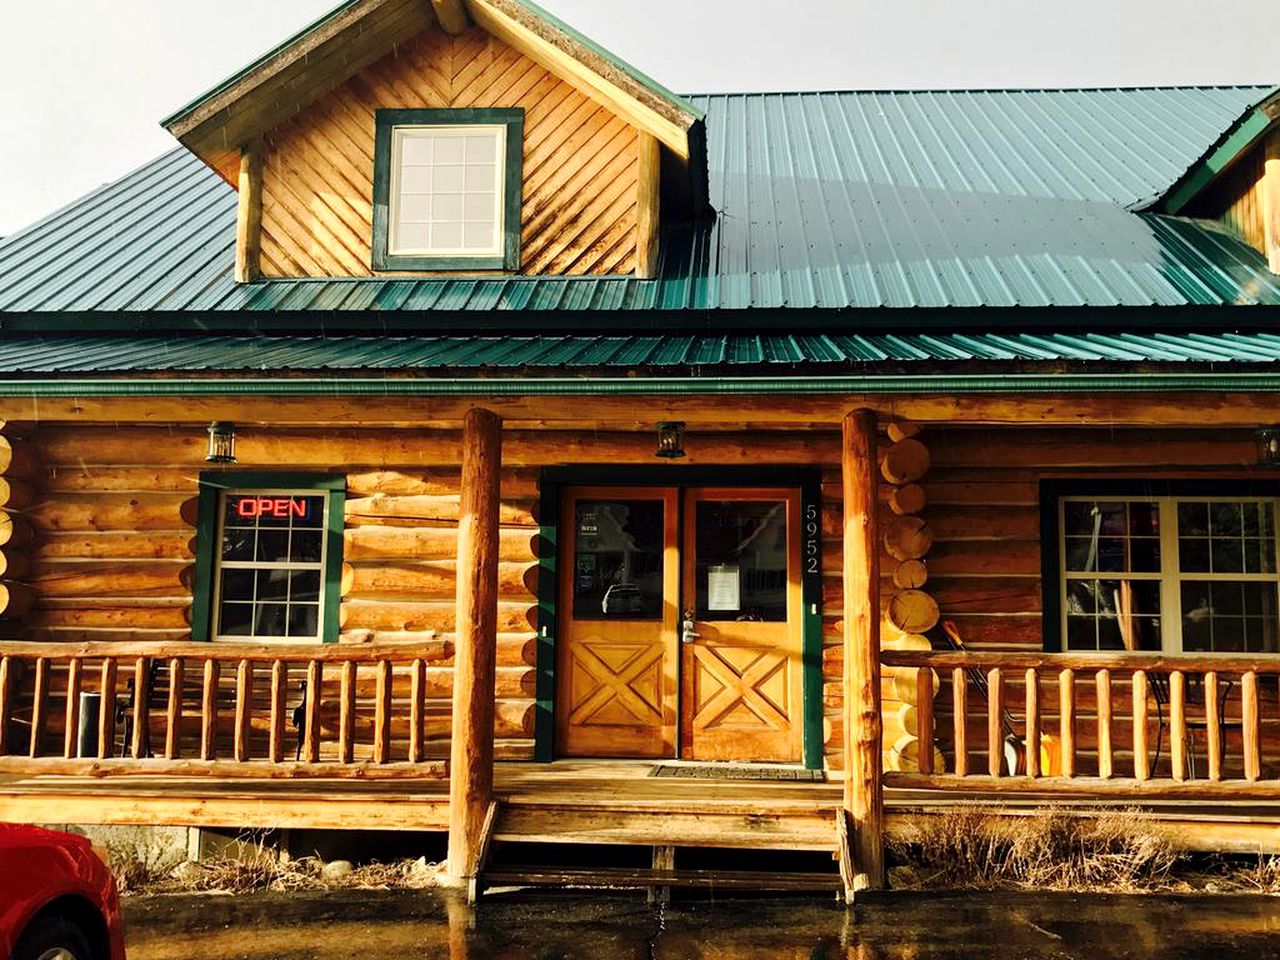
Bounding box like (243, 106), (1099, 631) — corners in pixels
(2, 761), (1277, 866)
(1, 402), (1280, 895)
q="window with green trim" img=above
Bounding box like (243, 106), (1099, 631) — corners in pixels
(372, 108), (524, 272)
(192, 475), (345, 643)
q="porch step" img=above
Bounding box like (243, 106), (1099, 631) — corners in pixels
(492, 801), (838, 852)
(480, 865), (842, 894)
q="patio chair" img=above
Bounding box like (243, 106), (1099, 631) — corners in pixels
(1148, 673), (1238, 779)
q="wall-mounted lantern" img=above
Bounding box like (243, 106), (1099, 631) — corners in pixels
(206, 421), (238, 464)
(1256, 427), (1280, 467)
(655, 421), (687, 459)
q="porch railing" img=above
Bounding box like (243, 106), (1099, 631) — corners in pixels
(882, 651), (1280, 795)
(0, 642), (451, 779)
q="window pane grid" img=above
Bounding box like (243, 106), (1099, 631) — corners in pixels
(1059, 496), (1280, 654)
(214, 490), (328, 643)
(390, 126), (504, 258)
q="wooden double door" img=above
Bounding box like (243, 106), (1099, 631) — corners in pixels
(556, 486), (804, 762)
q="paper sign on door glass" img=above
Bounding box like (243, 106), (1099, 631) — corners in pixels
(707, 564), (741, 612)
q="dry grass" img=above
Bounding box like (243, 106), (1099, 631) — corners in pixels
(172, 855), (440, 895)
(888, 806), (1179, 892)
(107, 833), (441, 897)
(103, 828), (187, 896)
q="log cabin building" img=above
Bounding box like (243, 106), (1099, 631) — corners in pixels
(0, 0), (1279, 896)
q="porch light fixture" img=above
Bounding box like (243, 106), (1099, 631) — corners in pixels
(655, 421), (687, 459)
(1256, 427), (1280, 467)
(206, 421), (238, 464)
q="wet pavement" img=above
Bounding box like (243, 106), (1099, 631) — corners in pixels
(124, 889), (1280, 959)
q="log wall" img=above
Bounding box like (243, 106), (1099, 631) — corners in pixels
(259, 25), (640, 278)
(25, 426), (540, 760)
(14, 422), (1275, 771)
(821, 424), (1273, 773)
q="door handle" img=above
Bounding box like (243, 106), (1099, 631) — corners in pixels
(681, 611), (700, 645)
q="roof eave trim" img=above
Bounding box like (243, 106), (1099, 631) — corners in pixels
(7, 372), (1280, 398)
(1142, 88), (1280, 215)
(161, 0), (382, 135)
(162, 0), (702, 159)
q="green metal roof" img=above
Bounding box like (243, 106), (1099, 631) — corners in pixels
(1144, 87), (1279, 214)
(4, 331), (1280, 376)
(1, 87), (1279, 327)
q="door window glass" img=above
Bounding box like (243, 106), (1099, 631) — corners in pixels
(572, 500), (665, 620)
(695, 501), (788, 622)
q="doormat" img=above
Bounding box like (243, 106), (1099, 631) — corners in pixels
(649, 764), (825, 782)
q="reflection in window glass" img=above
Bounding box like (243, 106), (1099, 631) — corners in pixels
(1177, 501), (1276, 574)
(572, 500), (665, 620)
(216, 491), (328, 642)
(1063, 501), (1160, 574)
(1064, 579), (1162, 652)
(695, 501), (788, 622)
(1181, 581), (1279, 653)
(1061, 496), (1280, 654)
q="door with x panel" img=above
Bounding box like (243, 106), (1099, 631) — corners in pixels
(556, 487), (679, 758)
(681, 489), (804, 762)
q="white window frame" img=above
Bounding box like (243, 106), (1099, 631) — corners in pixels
(212, 488), (331, 644)
(1058, 495), (1280, 655)
(387, 124), (507, 260)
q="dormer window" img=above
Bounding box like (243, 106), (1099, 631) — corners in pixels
(372, 108), (524, 272)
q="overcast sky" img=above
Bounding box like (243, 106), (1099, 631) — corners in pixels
(0, 0), (1275, 235)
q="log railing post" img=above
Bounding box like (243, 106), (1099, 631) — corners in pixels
(841, 409), (883, 892)
(951, 667), (968, 777)
(987, 667), (1003, 778)
(1096, 669), (1113, 779)
(1242, 671), (1260, 782)
(1205, 671), (1222, 782)
(1058, 668), (1075, 779)
(165, 658), (183, 760)
(447, 408), (503, 884)
(64, 658), (82, 759)
(1133, 670), (1150, 782)
(915, 668), (934, 775)
(0, 656), (11, 756)
(1170, 670), (1187, 783)
(1024, 668), (1039, 779)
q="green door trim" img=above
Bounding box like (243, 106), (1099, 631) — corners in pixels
(533, 465), (824, 769)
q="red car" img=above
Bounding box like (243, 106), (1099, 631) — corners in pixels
(0, 824), (126, 960)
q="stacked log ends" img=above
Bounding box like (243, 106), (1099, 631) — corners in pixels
(879, 422), (942, 773)
(0, 432), (37, 626)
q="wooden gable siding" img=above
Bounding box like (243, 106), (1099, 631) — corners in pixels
(1190, 144), (1269, 254)
(259, 27), (640, 278)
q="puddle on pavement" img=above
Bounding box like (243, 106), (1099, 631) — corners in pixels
(124, 888), (1280, 960)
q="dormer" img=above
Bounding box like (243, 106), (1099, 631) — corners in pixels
(1145, 88), (1280, 274)
(161, 0), (710, 282)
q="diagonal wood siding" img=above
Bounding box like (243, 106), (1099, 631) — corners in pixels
(1189, 144), (1268, 255)
(259, 26), (639, 278)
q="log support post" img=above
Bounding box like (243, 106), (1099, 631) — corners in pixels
(842, 409), (884, 893)
(1264, 128), (1280, 275)
(235, 138), (264, 284)
(447, 408), (503, 885)
(635, 132), (661, 278)
(431, 0), (470, 35)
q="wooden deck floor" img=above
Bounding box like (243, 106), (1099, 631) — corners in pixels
(1, 761), (1277, 854)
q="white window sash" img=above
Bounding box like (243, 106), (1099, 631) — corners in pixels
(387, 124), (506, 259)
(211, 488), (330, 644)
(1058, 495), (1280, 655)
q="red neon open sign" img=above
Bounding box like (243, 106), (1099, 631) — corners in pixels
(234, 496), (311, 520)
